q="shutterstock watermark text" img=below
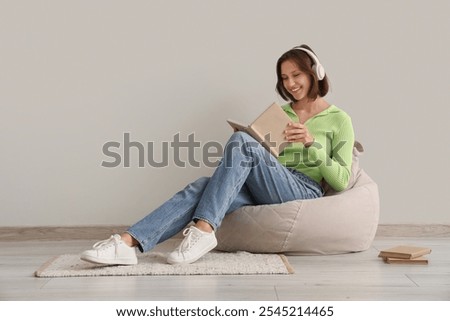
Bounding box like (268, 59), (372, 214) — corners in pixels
(101, 132), (348, 168)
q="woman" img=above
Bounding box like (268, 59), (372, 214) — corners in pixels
(81, 44), (354, 265)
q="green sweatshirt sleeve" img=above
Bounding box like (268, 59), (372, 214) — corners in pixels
(311, 116), (355, 191)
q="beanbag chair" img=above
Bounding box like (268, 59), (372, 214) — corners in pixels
(215, 141), (380, 255)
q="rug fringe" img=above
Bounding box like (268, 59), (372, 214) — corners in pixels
(35, 255), (59, 277)
(279, 254), (295, 274)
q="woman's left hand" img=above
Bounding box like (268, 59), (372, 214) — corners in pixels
(285, 122), (315, 147)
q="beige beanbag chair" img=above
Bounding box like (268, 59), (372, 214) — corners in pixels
(216, 142), (380, 255)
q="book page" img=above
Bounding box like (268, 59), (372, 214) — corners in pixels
(250, 103), (291, 157)
(226, 102), (291, 158)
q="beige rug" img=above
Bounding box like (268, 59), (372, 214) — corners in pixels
(35, 251), (294, 277)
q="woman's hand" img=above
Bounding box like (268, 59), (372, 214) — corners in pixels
(285, 122), (315, 147)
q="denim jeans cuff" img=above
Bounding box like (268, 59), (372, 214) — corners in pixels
(192, 217), (218, 231)
(125, 230), (145, 253)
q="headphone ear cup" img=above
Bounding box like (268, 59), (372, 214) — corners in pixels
(292, 46), (325, 80)
(314, 64), (325, 80)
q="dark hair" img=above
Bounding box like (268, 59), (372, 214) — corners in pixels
(276, 44), (330, 102)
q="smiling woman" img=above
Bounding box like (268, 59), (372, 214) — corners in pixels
(80, 44), (355, 267)
(276, 45), (330, 104)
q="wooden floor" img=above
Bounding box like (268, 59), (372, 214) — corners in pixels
(1, 236), (449, 301)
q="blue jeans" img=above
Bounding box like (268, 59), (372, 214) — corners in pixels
(127, 132), (323, 252)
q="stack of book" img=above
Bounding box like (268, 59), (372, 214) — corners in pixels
(378, 245), (432, 265)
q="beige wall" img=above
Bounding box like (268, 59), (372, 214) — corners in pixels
(1, 0), (449, 226)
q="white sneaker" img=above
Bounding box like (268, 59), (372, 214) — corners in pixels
(167, 226), (217, 264)
(80, 234), (138, 265)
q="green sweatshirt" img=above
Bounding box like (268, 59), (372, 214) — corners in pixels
(277, 104), (355, 192)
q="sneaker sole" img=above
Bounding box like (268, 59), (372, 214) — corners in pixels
(80, 254), (138, 266)
(167, 239), (218, 265)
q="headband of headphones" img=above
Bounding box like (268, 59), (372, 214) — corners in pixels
(293, 46), (325, 80)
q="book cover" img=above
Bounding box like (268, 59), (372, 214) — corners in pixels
(378, 245), (432, 259)
(227, 102), (292, 158)
(383, 256), (429, 265)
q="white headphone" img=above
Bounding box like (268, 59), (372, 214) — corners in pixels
(293, 46), (325, 80)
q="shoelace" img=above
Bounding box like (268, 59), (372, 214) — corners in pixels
(177, 227), (200, 255)
(92, 235), (120, 254)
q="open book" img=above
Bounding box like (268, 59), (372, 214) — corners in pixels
(227, 102), (292, 157)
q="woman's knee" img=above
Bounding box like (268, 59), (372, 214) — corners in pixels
(226, 132), (260, 154)
(229, 131), (255, 144)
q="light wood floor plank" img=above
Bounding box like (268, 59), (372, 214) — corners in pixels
(1, 236), (449, 300)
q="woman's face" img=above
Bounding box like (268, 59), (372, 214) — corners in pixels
(280, 59), (311, 102)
